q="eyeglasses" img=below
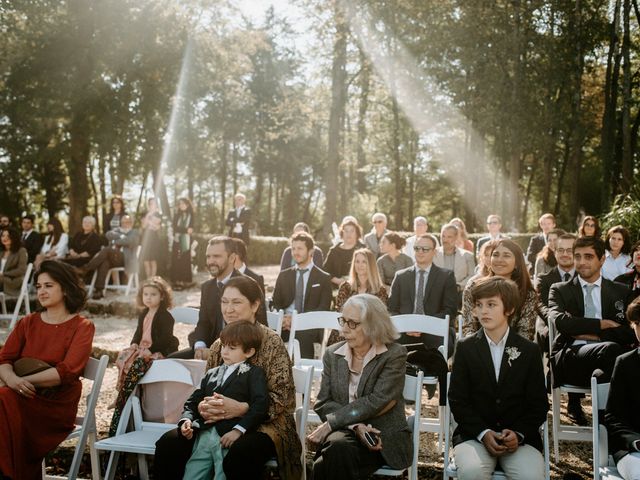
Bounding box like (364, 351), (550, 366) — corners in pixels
(487, 221), (500, 225)
(413, 246), (433, 253)
(556, 248), (573, 255)
(337, 316), (361, 330)
(373, 220), (384, 224)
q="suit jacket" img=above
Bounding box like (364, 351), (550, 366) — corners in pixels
(243, 266), (265, 294)
(614, 270), (640, 304)
(131, 309), (179, 357)
(526, 234), (546, 272)
(433, 247), (476, 291)
(449, 329), (548, 452)
(188, 270), (243, 348)
(0, 248), (28, 296)
(548, 276), (635, 385)
(181, 362), (268, 436)
(21, 230), (43, 264)
(314, 342), (412, 470)
(388, 264), (458, 325)
(226, 207), (251, 243)
(272, 265), (332, 313)
(605, 348), (640, 464)
(364, 230), (387, 257)
(106, 228), (139, 274)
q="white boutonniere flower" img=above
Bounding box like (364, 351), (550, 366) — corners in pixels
(238, 362), (251, 375)
(506, 346), (521, 367)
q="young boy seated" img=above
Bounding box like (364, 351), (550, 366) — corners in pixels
(448, 276), (549, 480)
(179, 321), (268, 480)
(605, 296), (640, 480)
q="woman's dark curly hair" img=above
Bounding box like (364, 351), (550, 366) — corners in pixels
(35, 260), (87, 313)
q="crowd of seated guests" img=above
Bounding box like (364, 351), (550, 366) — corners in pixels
(4, 201), (640, 479)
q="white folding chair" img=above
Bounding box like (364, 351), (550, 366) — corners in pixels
(548, 319), (591, 460)
(391, 313), (450, 450)
(42, 355), (109, 480)
(85, 270), (98, 299)
(103, 245), (141, 296)
(0, 262), (33, 329)
(94, 359), (202, 480)
(443, 373), (551, 479)
(267, 309), (284, 336)
(169, 306), (199, 325)
(457, 314), (463, 340)
(265, 365), (314, 480)
(374, 371), (424, 480)
(287, 310), (340, 371)
(591, 378), (623, 480)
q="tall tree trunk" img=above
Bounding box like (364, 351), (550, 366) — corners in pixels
(356, 48), (370, 194)
(323, 1), (348, 238)
(391, 97), (403, 230)
(219, 137), (228, 233)
(621, 0), (633, 191)
(568, 0), (585, 219)
(67, 115), (91, 234)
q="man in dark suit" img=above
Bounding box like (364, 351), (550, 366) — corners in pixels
(171, 236), (240, 360)
(526, 213), (556, 274)
(20, 214), (43, 264)
(449, 276), (548, 479)
(388, 233), (458, 352)
(475, 214), (508, 259)
(535, 233), (576, 353)
(226, 193), (251, 244)
(549, 236), (635, 422)
(231, 238), (265, 294)
(605, 299), (640, 477)
(272, 231), (332, 358)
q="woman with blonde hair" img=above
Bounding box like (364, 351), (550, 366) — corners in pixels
(450, 217), (474, 253)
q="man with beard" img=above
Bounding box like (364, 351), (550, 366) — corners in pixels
(170, 236), (241, 359)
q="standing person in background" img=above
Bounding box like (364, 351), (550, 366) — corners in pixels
(140, 212), (164, 279)
(578, 216), (602, 238)
(34, 218), (69, 270)
(279, 222), (324, 270)
(104, 195), (127, 233)
(231, 238), (265, 294)
(20, 214), (43, 264)
(602, 225), (633, 281)
(171, 197), (195, 289)
(475, 214), (508, 259)
(526, 213), (556, 274)
(324, 219), (365, 287)
(450, 217), (475, 253)
(363, 213), (388, 258)
(0, 228), (28, 296)
(141, 197), (162, 229)
(226, 193), (251, 245)
(403, 216), (429, 261)
(377, 232), (413, 287)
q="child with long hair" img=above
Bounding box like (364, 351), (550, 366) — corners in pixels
(109, 276), (179, 435)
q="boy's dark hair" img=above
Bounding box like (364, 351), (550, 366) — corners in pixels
(470, 276), (521, 321)
(232, 238), (248, 263)
(219, 321), (263, 355)
(290, 231), (314, 251)
(574, 236), (606, 259)
(627, 297), (640, 325)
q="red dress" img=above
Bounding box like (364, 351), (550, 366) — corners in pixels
(0, 313), (95, 479)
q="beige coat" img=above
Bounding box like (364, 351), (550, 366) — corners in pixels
(0, 248), (28, 296)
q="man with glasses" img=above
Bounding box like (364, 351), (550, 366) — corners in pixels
(476, 214), (508, 258)
(272, 231), (332, 358)
(363, 212), (388, 257)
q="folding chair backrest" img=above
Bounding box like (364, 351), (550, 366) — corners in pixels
(288, 311), (340, 359)
(267, 309), (284, 336)
(591, 377), (611, 476)
(138, 359), (195, 385)
(169, 307), (199, 325)
(391, 314), (450, 359)
(8, 262), (33, 330)
(292, 366), (314, 443)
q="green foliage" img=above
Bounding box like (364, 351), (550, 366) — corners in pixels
(602, 186), (640, 241)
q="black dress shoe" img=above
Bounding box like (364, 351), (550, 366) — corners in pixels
(567, 404), (588, 426)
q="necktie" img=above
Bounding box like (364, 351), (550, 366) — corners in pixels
(217, 281), (224, 292)
(295, 269), (308, 313)
(216, 364), (228, 388)
(415, 269), (426, 314)
(584, 284), (597, 318)
(564, 272), (571, 282)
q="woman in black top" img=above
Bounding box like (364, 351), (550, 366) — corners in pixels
(323, 219), (365, 287)
(103, 195), (127, 233)
(170, 198), (195, 288)
(63, 216), (102, 268)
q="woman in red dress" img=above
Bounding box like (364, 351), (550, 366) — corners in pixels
(0, 260), (94, 479)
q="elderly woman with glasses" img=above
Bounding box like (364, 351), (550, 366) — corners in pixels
(308, 294), (412, 480)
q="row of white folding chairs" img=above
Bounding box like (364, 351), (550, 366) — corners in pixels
(86, 246), (142, 298)
(0, 262), (33, 330)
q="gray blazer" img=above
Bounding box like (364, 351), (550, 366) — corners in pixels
(0, 247), (28, 296)
(433, 246), (476, 291)
(364, 230), (387, 257)
(106, 228), (139, 274)
(314, 341), (412, 470)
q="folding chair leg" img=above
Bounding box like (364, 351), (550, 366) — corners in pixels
(552, 388), (561, 461)
(137, 453), (150, 480)
(89, 431), (101, 480)
(104, 451), (120, 480)
(438, 405), (446, 452)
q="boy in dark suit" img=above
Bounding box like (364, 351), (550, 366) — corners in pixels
(179, 321), (268, 480)
(449, 276), (548, 479)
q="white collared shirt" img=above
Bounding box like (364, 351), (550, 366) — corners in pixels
(557, 267), (575, 281)
(484, 327), (510, 382)
(221, 361), (242, 383)
(601, 251), (632, 280)
(286, 261), (314, 314)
